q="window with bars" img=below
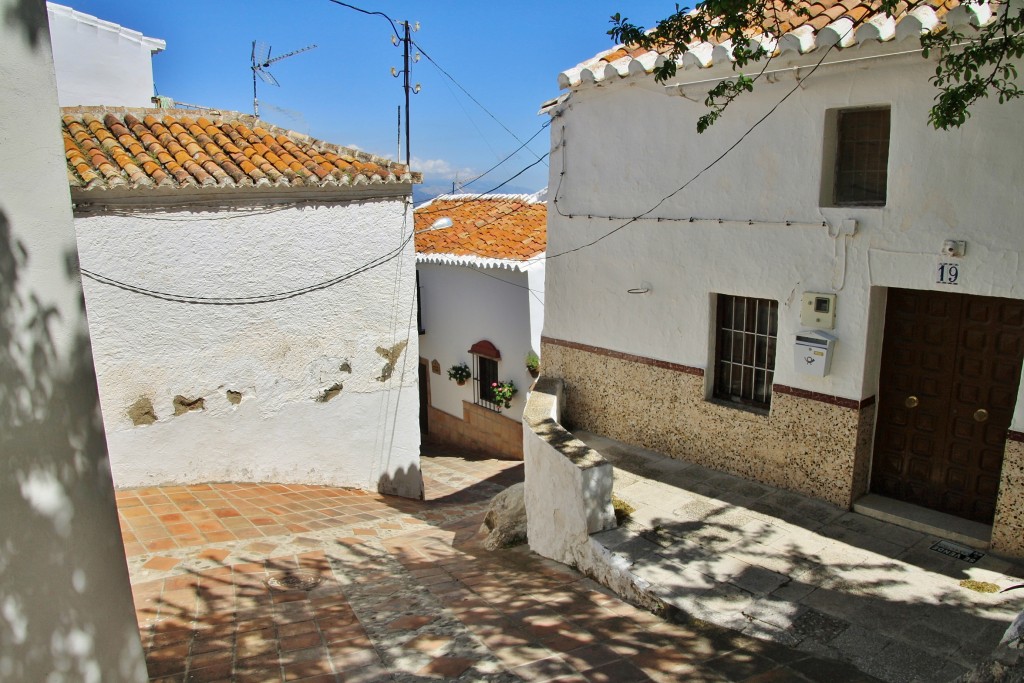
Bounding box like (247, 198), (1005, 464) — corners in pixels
(713, 294), (778, 410)
(474, 355), (500, 411)
(833, 107), (890, 206)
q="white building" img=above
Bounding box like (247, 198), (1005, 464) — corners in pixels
(0, 1), (146, 678)
(47, 2), (165, 107)
(541, 1), (1024, 555)
(64, 106), (424, 498)
(415, 194), (546, 459)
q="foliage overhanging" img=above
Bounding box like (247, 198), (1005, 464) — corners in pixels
(609, 0), (1023, 131)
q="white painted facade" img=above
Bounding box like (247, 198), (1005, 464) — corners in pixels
(544, 43), (1024, 430)
(47, 2), (164, 108)
(74, 189), (422, 496)
(417, 256), (544, 424)
(0, 0), (145, 678)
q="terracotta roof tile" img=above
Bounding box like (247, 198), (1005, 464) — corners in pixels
(62, 106), (419, 192)
(557, 0), (978, 90)
(414, 194), (547, 262)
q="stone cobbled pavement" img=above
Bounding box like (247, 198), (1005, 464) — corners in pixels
(120, 445), (881, 682)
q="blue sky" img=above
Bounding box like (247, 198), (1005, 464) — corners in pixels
(61, 1), (673, 200)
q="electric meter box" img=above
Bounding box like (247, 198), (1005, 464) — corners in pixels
(800, 293), (837, 329)
(794, 330), (837, 377)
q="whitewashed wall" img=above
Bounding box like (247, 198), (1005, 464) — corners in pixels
(544, 46), (1024, 430)
(526, 258), (546, 358)
(0, 0), (146, 679)
(47, 2), (164, 107)
(74, 194), (422, 496)
(418, 261), (536, 421)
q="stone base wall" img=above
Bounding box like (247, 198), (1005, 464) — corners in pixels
(541, 338), (874, 508)
(427, 401), (523, 460)
(992, 437), (1024, 557)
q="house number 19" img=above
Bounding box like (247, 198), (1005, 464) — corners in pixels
(937, 262), (960, 286)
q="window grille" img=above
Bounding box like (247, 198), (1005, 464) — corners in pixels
(474, 355), (500, 411)
(834, 108), (890, 206)
(714, 295), (778, 410)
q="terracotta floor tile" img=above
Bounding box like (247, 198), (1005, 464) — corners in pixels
(142, 556), (181, 571)
(118, 455), (869, 683)
(198, 548), (231, 563)
(415, 656), (477, 678)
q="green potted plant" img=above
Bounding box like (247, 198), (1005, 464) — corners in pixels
(491, 380), (517, 409)
(447, 362), (471, 386)
(525, 351), (540, 378)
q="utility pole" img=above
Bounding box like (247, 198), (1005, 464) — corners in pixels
(391, 21), (420, 168)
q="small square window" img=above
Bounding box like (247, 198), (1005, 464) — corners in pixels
(833, 108), (890, 206)
(713, 294), (778, 410)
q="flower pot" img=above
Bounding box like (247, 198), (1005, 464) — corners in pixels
(503, 401), (511, 409)
(528, 368), (539, 378)
(456, 379), (466, 386)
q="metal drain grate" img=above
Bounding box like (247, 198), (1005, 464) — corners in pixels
(265, 571), (323, 591)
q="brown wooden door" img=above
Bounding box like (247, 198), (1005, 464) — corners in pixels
(871, 289), (1024, 523)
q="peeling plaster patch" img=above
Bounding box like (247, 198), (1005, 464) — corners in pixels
(226, 390), (243, 405)
(316, 383), (343, 402)
(172, 395), (205, 416)
(375, 340), (408, 382)
(339, 360), (352, 373)
(127, 396), (156, 426)
(17, 469), (73, 536)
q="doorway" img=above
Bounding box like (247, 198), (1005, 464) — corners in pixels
(418, 360), (429, 435)
(871, 288), (1024, 523)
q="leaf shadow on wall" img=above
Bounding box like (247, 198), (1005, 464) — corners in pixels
(0, 207), (147, 681)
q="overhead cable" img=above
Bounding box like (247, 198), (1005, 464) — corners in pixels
(458, 121), (550, 190)
(412, 39), (548, 166)
(536, 33), (849, 267)
(414, 153), (549, 215)
(80, 212), (413, 305)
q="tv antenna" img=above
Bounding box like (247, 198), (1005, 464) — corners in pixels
(250, 40), (317, 118)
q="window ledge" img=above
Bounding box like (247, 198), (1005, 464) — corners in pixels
(706, 397), (771, 418)
(821, 203), (886, 210)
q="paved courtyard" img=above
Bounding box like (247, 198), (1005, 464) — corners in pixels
(579, 431), (1024, 683)
(118, 445), (881, 682)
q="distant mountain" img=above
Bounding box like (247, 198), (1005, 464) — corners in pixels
(413, 183), (540, 206)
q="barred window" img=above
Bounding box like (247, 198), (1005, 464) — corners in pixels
(714, 295), (778, 410)
(834, 108), (890, 206)
(474, 356), (499, 410)
(468, 339), (501, 412)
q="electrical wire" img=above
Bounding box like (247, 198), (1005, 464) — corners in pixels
(554, 212), (826, 228)
(78, 150), (552, 303)
(80, 210), (414, 305)
(458, 121), (550, 190)
(457, 265), (545, 307)
(412, 38), (548, 166)
(414, 153), (549, 215)
(73, 195), (404, 222)
(323, 0), (548, 176)
(537, 34), (848, 267)
(324, 0), (400, 36)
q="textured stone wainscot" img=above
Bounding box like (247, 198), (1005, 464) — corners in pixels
(541, 338), (875, 509)
(523, 377), (659, 609)
(428, 400), (523, 460)
(992, 435), (1024, 557)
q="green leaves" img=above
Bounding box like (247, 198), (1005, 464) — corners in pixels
(609, 1), (1024, 132)
(922, 6), (1024, 129)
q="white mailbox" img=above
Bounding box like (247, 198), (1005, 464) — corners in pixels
(794, 330), (837, 377)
